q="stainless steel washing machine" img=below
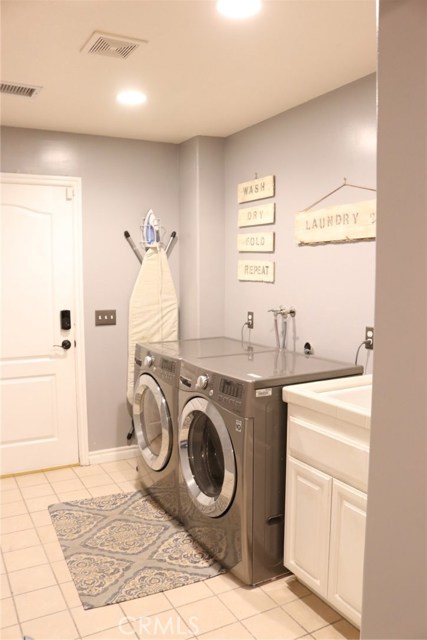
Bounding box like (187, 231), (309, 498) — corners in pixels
(132, 338), (273, 518)
(133, 343), (181, 519)
(177, 349), (363, 586)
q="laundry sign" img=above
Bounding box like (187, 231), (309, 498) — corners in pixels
(238, 260), (275, 283)
(238, 203), (275, 228)
(237, 232), (274, 253)
(237, 175), (275, 204)
(295, 199), (376, 245)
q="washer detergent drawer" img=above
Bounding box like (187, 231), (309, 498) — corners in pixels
(287, 416), (369, 493)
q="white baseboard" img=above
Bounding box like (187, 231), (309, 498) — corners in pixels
(87, 444), (139, 466)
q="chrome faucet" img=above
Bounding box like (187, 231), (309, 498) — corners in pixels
(268, 306), (296, 350)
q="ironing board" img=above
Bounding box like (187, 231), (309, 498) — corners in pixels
(127, 245), (178, 403)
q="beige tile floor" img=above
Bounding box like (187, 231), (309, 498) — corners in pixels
(0, 460), (360, 640)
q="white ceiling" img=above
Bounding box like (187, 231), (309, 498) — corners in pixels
(0, 0), (377, 144)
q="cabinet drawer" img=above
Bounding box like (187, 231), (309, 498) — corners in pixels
(288, 416), (369, 492)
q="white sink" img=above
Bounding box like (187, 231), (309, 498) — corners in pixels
(322, 384), (372, 410)
(283, 374), (372, 429)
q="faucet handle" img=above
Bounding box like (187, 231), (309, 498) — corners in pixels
(278, 306), (296, 318)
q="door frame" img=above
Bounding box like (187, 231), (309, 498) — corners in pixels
(1, 172), (89, 466)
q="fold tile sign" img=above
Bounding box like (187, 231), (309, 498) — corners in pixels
(295, 199), (376, 245)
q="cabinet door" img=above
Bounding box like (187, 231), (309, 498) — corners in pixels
(328, 479), (367, 628)
(284, 457), (332, 596)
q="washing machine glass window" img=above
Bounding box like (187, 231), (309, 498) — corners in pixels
(133, 374), (172, 471)
(179, 397), (236, 517)
(188, 412), (225, 498)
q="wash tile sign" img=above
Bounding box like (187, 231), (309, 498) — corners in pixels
(237, 176), (275, 204)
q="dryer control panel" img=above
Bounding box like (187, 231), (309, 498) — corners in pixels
(154, 356), (177, 384)
(136, 345), (179, 385)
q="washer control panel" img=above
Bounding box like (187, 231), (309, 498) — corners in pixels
(179, 362), (247, 415)
(217, 377), (244, 413)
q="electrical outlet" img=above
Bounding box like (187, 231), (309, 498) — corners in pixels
(247, 311), (254, 330)
(365, 326), (374, 350)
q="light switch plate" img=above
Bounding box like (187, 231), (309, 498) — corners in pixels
(95, 310), (116, 326)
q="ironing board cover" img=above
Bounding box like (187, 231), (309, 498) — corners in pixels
(127, 246), (178, 403)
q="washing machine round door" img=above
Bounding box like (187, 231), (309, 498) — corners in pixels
(133, 374), (172, 471)
(179, 397), (236, 517)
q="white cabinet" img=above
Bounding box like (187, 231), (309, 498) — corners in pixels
(284, 457), (331, 597)
(328, 480), (367, 625)
(283, 401), (370, 629)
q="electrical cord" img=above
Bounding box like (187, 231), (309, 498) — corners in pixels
(241, 321), (252, 347)
(355, 339), (372, 365)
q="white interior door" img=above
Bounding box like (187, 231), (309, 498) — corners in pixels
(1, 175), (85, 475)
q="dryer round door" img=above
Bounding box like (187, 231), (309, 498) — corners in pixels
(133, 374), (172, 471)
(179, 396), (236, 518)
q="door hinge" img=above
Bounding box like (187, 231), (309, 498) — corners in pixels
(66, 187), (74, 201)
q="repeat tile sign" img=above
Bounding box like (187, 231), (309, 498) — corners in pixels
(237, 176), (276, 283)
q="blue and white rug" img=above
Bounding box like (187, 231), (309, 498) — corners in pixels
(49, 491), (225, 609)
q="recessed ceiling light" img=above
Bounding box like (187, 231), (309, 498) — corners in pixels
(116, 90), (147, 106)
(216, 0), (262, 19)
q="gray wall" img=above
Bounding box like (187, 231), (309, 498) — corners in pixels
(1, 75), (376, 455)
(0, 127), (180, 452)
(361, 1), (427, 638)
(223, 75), (377, 369)
(178, 136), (225, 338)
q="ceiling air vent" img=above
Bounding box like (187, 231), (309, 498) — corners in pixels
(1, 82), (42, 98)
(81, 31), (147, 60)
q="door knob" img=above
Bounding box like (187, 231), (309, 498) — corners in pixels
(53, 340), (72, 350)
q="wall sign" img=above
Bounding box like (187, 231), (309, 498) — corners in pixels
(238, 260), (275, 283)
(295, 199), (376, 245)
(238, 202), (275, 227)
(237, 175), (275, 204)
(237, 232), (274, 253)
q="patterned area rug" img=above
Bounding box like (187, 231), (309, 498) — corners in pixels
(48, 491), (225, 609)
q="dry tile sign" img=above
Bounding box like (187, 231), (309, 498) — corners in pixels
(238, 202), (275, 227)
(237, 176), (275, 282)
(295, 199), (376, 245)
